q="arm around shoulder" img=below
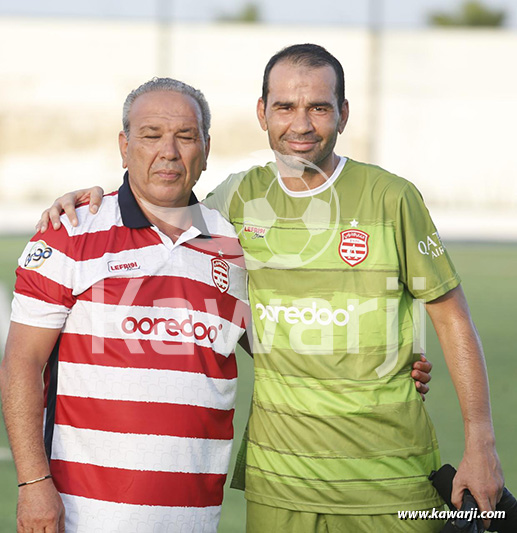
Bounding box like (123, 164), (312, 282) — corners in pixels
(36, 186), (105, 233)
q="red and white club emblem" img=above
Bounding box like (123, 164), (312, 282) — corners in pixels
(211, 258), (230, 293)
(339, 230), (370, 267)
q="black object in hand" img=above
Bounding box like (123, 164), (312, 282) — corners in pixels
(429, 464), (517, 533)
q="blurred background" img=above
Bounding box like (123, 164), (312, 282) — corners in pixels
(0, 1), (516, 531)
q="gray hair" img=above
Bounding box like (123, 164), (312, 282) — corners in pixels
(122, 77), (211, 141)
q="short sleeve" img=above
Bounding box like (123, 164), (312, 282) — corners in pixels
(203, 174), (239, 221)
(203, 168), (258, 222)
(11, 226), (77, 329)
(395, 182), (461, 302)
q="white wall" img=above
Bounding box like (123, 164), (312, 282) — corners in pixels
(0, 18), (515, 237)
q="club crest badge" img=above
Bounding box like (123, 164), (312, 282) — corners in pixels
(211, 258), (230, 293)
(339, 230), (370, 267)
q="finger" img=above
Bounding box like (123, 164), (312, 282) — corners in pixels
(451, 479), (465, 510)
(62, 202), (78, 227)
(416, 381), (429, 396)
(420, 353), (432, 371)
(412, 358), (432, 374)
(89, 186), (104, 214)
(413, 359), (432, 374)
(58, 507), (65, 533)
(48, 202), (65, 230)
(475, 496), (493, 529)
(411, 369), (431, 385)
(36, 210), (51, 234)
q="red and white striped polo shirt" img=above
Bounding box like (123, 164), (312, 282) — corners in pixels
(11, 175), (249, 532)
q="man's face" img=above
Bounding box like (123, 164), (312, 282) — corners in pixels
(257, 61), (348, 176)
(119, 90), (210, 208)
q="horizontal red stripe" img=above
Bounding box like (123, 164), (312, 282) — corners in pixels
(59, 334), (238, 379)
(28, 225), (73, 255)
(51, 460), (225, 507)
(25, 218), (161, 261)
(73, 190), (118, 211)
(15, 268), (76, 309)
(77, 190), (118, 205)
(63, 226), (162, 261)
(55, 396), (234, 439)
(32, 206), (244, 265)
(77, 275), (249, 327)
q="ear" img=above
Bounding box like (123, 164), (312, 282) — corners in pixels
(256, 97), (268, 131)
(338, 99), (350, 134)
(118, 131), (128, 169)
(202, 135), (211, 171)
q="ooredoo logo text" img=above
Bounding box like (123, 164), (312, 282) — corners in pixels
(122, 314), (222, 343)
(256, 301), (354, 326)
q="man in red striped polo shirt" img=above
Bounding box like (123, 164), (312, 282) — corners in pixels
(0, 78), (248, 532)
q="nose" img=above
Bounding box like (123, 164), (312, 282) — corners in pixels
(290, 108), (314, 134)
(161, 134), (179, 160)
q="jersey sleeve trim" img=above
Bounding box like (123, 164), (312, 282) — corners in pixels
(418, 274), (462, 303)
(11, 293), (70, 329)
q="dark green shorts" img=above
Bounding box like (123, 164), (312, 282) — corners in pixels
(246, 501), (445, 533)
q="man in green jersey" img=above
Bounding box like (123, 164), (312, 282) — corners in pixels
(37, 45), (502, 532)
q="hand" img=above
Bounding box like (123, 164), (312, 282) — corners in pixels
(452, 444), (504, 529)
(411, 354), (432, 401)
(17, 480), (65, 532)
(36, 186), (105, 233)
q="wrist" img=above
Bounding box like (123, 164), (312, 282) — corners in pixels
(464, 434), (497, 453)
(464, 419), (495, 439)
(18, 473), (52, 488)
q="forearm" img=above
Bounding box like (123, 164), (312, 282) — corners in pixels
(0, 323), (61, 482)
(0, 322), (65, 529)
(0, 356), (50, 482)
(427, 286), (503, 518)
(428, 290), (495, 444)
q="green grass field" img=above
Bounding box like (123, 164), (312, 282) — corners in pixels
(0, 237), (516, 532)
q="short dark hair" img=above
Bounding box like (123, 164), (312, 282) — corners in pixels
(262, 43), (345, 109)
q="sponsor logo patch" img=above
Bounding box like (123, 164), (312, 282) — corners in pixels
(24, 240), (53, 269)
(212, 258), (229, 293)
(339, 229), (369, 267)
(417, 232), (445, 259)
(256, 301), (354, 326)
(243, 224), (267, 239)
(121, 315), (222, 343)
(108, 260), (141, 273)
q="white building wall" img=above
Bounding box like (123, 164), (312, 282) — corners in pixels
(0, 18), (515, 237)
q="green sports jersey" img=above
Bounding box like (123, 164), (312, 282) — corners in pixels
(204, 157), (461, 514)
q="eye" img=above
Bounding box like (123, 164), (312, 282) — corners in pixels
(144, 135), (160, 139)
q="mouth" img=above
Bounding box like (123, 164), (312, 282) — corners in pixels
(285, 140), (318, 152)
(155, 169), (182, 180)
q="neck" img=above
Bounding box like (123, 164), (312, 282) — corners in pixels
(277, 153), (340, 192)
(137, 198), (192, 242)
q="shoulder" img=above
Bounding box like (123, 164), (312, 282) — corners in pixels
(26, 191), (124, 265)
(343, 158), (418, 203)
(346, 158), (410, 189)
(207, 162), (277, 199)
(199, 203), (240, 239)
(61, 191), (122, 238)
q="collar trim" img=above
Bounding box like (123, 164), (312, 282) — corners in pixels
(276, 156), (347, 198)
(117, 172), (211, 238)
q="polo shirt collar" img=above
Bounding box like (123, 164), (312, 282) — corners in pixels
(118, 171), (211, 238)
